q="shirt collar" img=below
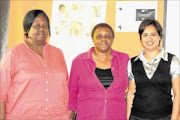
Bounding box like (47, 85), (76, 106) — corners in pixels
(23, 40), (49, 50)
(133, 48), (168, 62)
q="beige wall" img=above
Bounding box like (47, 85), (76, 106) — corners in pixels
(8, 0), (164, 58)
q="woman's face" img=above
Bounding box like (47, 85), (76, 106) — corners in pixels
(141, 25), (161, 51)
(28, 14), (49, 46)
(93, 27), (114, 53)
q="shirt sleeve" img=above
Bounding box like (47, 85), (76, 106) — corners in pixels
(0, 49), (15, 102)
(60, 50), (69, 108)
(127, 59), (135, 81)
(170, 56), (180, 78)
(68, 58), (79, 111)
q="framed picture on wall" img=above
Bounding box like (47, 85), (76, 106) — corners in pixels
(136, 9), (155, 21)
(115, 1), (157, 32)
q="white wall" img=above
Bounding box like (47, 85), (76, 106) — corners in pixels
(166, 0), (180, 59)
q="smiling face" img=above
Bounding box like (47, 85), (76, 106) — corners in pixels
(141, 25), (161, 51)
(28, 14), (49, 46)
(93, 27), (114, 53)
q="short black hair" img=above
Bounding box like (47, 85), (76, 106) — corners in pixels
(91, 23), (114, 39)
(23, 9), (50, 38)
(139, 19), (162, 40)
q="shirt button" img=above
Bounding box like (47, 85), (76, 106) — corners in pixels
(46, 89), (48, 91)
(46, 99), (48, 101)
(46, 72), (48, 74)
(44, 64), (46, 67)
(105, 100), (107, 103)
(45, 107), (48, 110)
(46, 81), (48, 84)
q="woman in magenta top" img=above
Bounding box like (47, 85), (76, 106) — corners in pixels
(0, 10), (69, 119)
(68, 23), (130, 119)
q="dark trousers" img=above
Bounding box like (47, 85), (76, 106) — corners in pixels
(129, 114), (171, 120)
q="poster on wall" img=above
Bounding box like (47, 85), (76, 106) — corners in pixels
(50, 1), (107, 72)
(115, 1), (157, 32)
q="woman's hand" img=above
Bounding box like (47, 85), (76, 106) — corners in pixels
(69, 111), (76, 120)
(0, 102), (6, 120)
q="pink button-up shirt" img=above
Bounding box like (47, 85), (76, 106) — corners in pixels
(68, 47), (129, 120)
(0, 42), (69, 119)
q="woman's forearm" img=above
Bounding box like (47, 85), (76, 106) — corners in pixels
(126, 92), (134, 120)
(0, 102), (6, 120)
(171, 77), (180, 120)
(171, 94), (180, 120)
(126, 81), (136, 120)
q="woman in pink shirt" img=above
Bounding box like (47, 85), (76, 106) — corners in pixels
(0, 10), (69, 119)
(68, 23), (130, 119)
